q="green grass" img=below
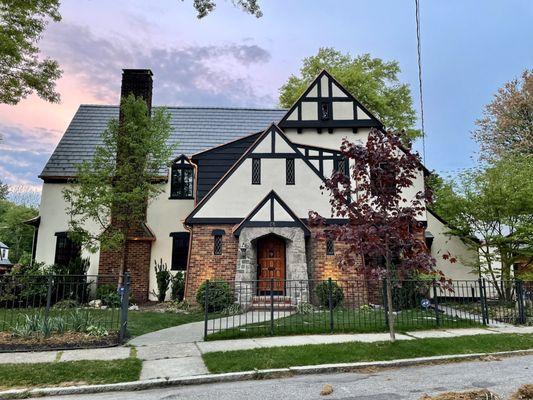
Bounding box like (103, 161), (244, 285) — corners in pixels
(127, 310), (206, 337)
(207, 308), (480, 340)
(0, 358), (142, 389)
(203, 333), (533, 373)
(0, 308), (208, 339)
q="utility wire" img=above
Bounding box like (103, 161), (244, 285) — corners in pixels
(415, 0), (426, 163)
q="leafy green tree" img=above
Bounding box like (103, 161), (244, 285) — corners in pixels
(0, 199), (38, 263)
(0, 180), (8, 200)
(432, 154), (533, 298)
(187, 0), (262, 18)
(473, 70), (533, 162)
(279, 48), (419, 142)
(0, 0), (62, 105)
(63, 95), (174, 275)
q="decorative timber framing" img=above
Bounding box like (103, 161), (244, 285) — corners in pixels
(278, 70), (383, 133)
(184, 123), (330, 225)
(233, 190), (311, 237)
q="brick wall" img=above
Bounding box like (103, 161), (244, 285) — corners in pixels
(99, 238), (153, 303)
(185, 224), (239, 304)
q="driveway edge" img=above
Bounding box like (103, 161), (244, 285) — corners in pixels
(1, 349), (532, 399)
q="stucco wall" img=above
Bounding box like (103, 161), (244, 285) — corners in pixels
(35, 183), (101, 275)
(427, 210), (478, 281)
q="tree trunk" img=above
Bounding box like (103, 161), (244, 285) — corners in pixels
(385, 239), (396, 342)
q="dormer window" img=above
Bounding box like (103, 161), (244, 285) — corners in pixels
(170, 157), (194, 199)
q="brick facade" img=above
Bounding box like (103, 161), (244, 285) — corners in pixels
(185, 224), (239, 304)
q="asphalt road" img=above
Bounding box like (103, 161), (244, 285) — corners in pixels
(41, 355), (533, 400)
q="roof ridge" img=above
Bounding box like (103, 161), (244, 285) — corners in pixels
(79, 104), (287, 111)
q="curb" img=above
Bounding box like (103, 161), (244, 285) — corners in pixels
(1, 349), (532, 399)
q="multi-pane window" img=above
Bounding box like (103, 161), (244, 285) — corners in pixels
(286, 158), (295, 185)
(171, 232), (190, 271)
(334, 157), (348, 177)
(54, 232), (81, 266)
(252, 158), (261, 185)
(170, 164), (194, 199)
(213, 235), (223, 255)
(326, 236), (335, 256)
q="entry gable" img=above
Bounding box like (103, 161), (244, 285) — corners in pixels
(278, 70), (383, 132)
(233, 191), (311, 237)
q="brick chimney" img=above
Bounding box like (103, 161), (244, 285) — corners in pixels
(98, 69), (156, 303)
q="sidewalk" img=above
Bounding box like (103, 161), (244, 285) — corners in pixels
(1, 325), (533, 382)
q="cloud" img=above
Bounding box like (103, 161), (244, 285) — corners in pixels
(41, 23), (274, 106)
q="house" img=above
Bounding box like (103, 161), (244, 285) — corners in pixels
(0, 241), (12, 273)
(31, 69), (478, 303)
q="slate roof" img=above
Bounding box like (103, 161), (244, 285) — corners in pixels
(40, 105), (287, 178)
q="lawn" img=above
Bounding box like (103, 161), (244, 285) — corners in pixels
(0, 358), (142, 390)
(127, 310), (206, 337)
(206, 308), (480, 340)
(203, 333), (533, 373)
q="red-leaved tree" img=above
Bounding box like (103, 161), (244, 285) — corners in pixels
(309, 128), (441, 341)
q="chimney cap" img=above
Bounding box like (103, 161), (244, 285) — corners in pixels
(122, 69), (153, 76)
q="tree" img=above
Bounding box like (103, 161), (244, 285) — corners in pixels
(279, 48), (419, 142)
(0, 0), (62, 105)
(309, 129), (436, 341)
(0, 180), (8, 200)
(473, 70), (533, 162)
(0, 199), (38, 264)
(432, 154), (533, 298)
(63, 95), (173, 276)
(186, 0), (262, 18)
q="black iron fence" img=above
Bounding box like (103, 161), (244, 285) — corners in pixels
(202, 278), (533, 340)
(0, 273), (130, 351)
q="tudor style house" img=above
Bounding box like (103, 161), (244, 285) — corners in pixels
(32, 69), (478, 302)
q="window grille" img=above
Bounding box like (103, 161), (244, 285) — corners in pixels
(326, 236), (335, 255)
(286, 158), (295, 185)
(214, 235), (223, 255)
(252, 158), (261, 184)
(171, 164), (194, 198)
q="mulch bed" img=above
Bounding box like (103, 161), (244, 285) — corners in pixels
(420, 390), (501, 400)
(0, 331), (119, 352)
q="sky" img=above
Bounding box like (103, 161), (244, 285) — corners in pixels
(0, 0), (532, 201)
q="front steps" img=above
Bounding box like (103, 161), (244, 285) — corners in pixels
(249, 295), (296, 311)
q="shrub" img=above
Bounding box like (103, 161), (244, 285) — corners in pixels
(196, 281), (233, 312)
(96, 284), (121, 307)
(170, 271), (185, 302)
(315, 280), (344, 308)
(153, 259), (171, 302)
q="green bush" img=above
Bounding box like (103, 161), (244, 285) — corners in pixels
(315, 280), (344, 308)
(170, 271), (185, 302)
(196, 281), (233, 312)
(153, 259), (170, 302)
(96, 284), (121, 307)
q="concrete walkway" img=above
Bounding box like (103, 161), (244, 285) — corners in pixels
(1, 325), (532, 381)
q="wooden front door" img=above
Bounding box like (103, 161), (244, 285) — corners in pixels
(257, 235), (286, 295)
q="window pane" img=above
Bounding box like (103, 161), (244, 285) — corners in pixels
(183, 169), (193, 198)
(172, 232), (190, 271)
(214, 235), (222, 255)
(326, 237), (334, 255)
(54, 233), (81, 266)
(171, 164), (194, 199)
(252, 158), (261, 184)
(286, 158), (295, 185)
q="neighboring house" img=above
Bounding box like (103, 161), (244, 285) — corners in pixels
(0, 241), (12, 274)
(31, 69), (478, 303)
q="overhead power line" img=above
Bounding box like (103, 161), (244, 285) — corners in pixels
(415, 0), (426, 163)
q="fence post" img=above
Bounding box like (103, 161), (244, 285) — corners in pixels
(478, 278), (489, 325)
(270, 278), (275, 336)
(516, 280), (526, 325)
(382, 278), (389, 328)
(203, 280), (209, 340)
(328, 278), (334, 334)
(119, 272), (131, 344)
(44, 275), (53, 327)
(432, 281), (441, 327)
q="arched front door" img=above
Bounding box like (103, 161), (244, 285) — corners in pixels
(257, 235), (286, 295)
